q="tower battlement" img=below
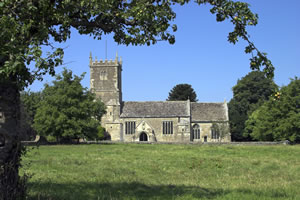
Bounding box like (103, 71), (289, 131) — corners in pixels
(89, 52), (122, 67)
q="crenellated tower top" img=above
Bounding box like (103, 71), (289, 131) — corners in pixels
(89, 52), (122, 67)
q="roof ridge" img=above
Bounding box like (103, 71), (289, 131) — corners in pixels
(191, 102), (224, 104)
(121, 100), (189, 118)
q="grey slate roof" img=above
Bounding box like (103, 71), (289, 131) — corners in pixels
(120, 101), (189, 118)
(191, 102), (228, 122)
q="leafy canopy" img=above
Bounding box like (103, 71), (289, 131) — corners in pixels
(1, 0), (274, 90)
(167, 83), (198, 102)
(33, 69), (106, 141)
(244, 77), (300, 142)
(228, 71), (277, 141)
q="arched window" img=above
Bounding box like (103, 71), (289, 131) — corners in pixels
(193, 124), (200, 139)
(125, 121), (136, 134)
(211, 127), (220, 139)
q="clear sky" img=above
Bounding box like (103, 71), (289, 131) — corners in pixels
(28, 0), (300, 102)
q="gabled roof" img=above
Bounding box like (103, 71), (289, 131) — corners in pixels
(191, 102), (228, 122)
(120, 101), (189, 118)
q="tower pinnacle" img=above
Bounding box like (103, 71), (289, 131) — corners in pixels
(89, 52), (92, 65)
(115, 51), (119, 64)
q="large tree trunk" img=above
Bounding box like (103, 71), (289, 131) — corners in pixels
(0, 81), (26, 199)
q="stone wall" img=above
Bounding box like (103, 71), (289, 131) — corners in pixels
(191, 122), (231, 143)
(104, 122), (122, 141)
(119, 117), (191, 142)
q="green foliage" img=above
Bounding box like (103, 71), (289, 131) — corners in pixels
(21, 144), (300, 199)
(19, 90), (42, 140)
(167, 83), (198, 102)
(228, 71), (277, 141)
(0, 0), (177, 89)
(33, 69), (106, 142)
(20, 90), (43, 126)
(0, 0), (274, 90)
(244, 105), (274, 141)
(45, 135), (57, 143)
(97, 126), (106, 141)
(245, 77), (300, 142)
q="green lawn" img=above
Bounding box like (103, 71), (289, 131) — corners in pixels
(21, 144), (300, 200)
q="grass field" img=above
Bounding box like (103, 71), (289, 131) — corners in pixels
(21, 144), (300, 200)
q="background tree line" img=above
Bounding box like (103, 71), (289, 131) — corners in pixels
(24, 70), (298, 144)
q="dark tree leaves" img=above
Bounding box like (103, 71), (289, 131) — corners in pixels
(167, 83), (198, 102)
(228, 71), (277, 141)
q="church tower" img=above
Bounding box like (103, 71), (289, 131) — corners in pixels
(89, 52), (123, 140)
(89, 52), (122, 105)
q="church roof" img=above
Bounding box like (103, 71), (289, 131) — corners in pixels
(120, 101), (189, 118)
(191, 102), (228, 122)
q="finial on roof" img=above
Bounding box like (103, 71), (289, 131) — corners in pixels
(95, 56), (98, 63)
(120, 56), (122, 64)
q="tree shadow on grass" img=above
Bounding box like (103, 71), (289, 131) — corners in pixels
(28, 181), (227, 200)
(27, 181), (292, 200)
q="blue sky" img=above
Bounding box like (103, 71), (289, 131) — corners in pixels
(28, 0), (300, 102)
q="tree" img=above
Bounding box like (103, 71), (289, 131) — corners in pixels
(20, 91), (42, 125)
(0, 1), (274, 199)
(244, 78), (300, 142)
(167, 83), (198, 102)
(228, 71), (277, 141)
(20, 90), (43, 140)
(33, 69), (106, 142)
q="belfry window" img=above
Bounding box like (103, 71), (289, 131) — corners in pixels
(100, 71), (107, 80)
(193, 124), (200, 139)
(125, 121), (136, 134)
(163, 121), (173, 134)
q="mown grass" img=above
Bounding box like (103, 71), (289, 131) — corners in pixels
(21, 144), (300, 200)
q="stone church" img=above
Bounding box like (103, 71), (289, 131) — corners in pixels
(89, 53), (231, 142)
